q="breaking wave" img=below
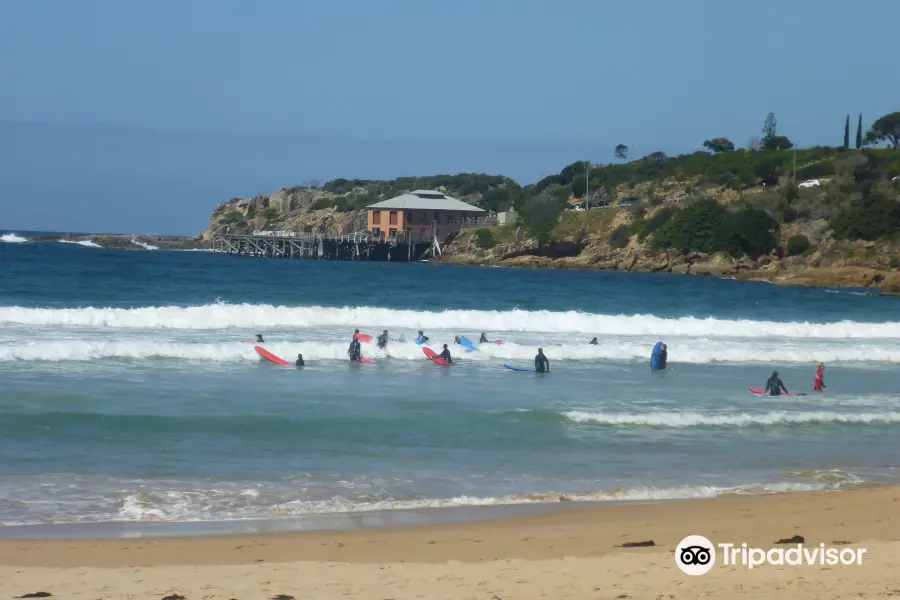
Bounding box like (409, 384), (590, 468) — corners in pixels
(563, 410), (900, 427)
(1, 302), (899, 338)
(1, 233), (28, 243)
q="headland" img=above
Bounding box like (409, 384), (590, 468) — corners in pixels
(196, 117), (900, 294)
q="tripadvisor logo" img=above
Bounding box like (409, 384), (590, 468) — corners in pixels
(675, 535), (867, 575)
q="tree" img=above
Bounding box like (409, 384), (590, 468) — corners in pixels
(521, 194), (564, 244)
(865, 112), (900, 148)
(843, 115), (850, 150)
(614, 144), (629, 161)
(702, 138), (735, 153)
(765, 135), (794, 151)
(856, 114), (863, 149)
(762, 113), (777, 146)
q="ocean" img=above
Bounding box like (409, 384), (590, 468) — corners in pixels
(2, 233), (900, 535)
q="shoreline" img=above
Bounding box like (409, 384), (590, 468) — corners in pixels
(2, 485), (899, 598)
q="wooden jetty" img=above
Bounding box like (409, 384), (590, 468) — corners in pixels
(211, 231), (438, 262)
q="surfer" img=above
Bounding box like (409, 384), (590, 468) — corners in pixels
(377, 330), (389, 349)
(764, 371), (789, 396)
(454, 335), (461, 344)
(589, 337), (598, 345)
(352, 329), (361, 342)
(535, 348), (550, 373)
(660, 344), (668, 369)
(348, 337), (362, 362)
(415, 331), (430, 344)
(438, 344), (453, 365)
(814, 363), (826, 392)
(650, 341), (667, 371)
(256, 334), (264, 343)
(479, 332), (490, 343)
(295, 353), (305, 367)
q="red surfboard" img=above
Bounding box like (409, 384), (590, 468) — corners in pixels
(748, 387), (806, 397)
(360, 357), (374, 364)
(356, 333), (373, 343)
(254, 346), (292, 366)
(422, 347), (450, 366)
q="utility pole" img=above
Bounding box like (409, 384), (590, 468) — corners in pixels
(585, 160), (590, 211)
(793, 150), (796, 182)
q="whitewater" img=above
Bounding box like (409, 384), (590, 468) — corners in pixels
(2, 241), (900, 530)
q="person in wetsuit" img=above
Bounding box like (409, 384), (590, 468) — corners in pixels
(814, 363), (826, 392)
(438, 344), (453, 365)
(589, 337), (598, 345)
(659, 344), (668, 369)
(377, 330), (389, 349)
(415, 330), (429, 344)
(351, 329), (360, 342)
(479, 332), (489, 343)
(348, 337), (362, 362)
(535, 348), (550, 373)
(765, 371), (789, 396)
(255, 334), (264, 343)
(295, 353), (305, 367)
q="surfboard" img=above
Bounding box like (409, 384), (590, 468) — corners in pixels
(423, 347), (450, 366)
(504, 364), (536, 372)
(748, 387), (806, 397)
(360, 357), (374, 364)
(458, 336), (478, 352)
(254, 346), (292, 366)
(356, 333), (372, 343)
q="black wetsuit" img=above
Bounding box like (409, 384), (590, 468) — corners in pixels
(659, 349), (667, 369)
(296, 357), (305, 367)
(480, 334), (489, 343)
(377, 333), (388, 349)
(348, 339), (361, 362)
(765, 375), (788, 396)
(589, 337), (598, 345)
(535, 353), (549, 373)
(439, 348), (453, 364)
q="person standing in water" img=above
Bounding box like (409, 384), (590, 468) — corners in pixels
(534, 348), (550, 373)
(814, 363), (826, 392)
(348, 337), (362, 362)
(377, 330), (389, 349)
(295, 353), (305, 367)
(765, 371), (789, 396)
(415, 330), (429, 344)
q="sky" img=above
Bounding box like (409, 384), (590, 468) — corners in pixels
(1, 0), (898, 235)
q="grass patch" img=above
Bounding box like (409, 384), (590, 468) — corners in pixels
(552, 209), (620, 241)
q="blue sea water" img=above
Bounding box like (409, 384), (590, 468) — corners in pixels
(2, 234), (900, 529)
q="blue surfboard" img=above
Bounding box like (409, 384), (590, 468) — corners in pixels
(504, 364), (536, 372)
(459, 336), (478, 352)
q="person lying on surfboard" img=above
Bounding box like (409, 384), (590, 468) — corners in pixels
(764, 371), (789, 396)
(438, 344), (453, 365)
(295, 353), (305, 367)
(535, 348), (550, 373)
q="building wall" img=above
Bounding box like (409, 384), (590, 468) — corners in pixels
(367, 209), (483, 241)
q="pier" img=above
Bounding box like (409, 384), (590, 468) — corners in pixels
(211, 231), (437, 262)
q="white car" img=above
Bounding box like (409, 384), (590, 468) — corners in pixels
(798, 179), (821, 188)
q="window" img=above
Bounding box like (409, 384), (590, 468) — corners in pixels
(372, 210), (381, 225)
(389, 211), (398, 225)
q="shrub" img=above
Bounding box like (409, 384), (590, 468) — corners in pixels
(261, 208), (279, 220)
(522, 195), (564, 244)
(786, 234), (811, 255)
(608, 224), (631, 249)
(310, 198), (334, 211)
(830, 193), (900, 241)
(475, 228), (496, 249)
(779, 204), (798, 223)
(631, 207), (676, 241)
(651, 198), (778, 257)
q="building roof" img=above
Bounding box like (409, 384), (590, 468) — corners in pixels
(366, 190), (485, 212)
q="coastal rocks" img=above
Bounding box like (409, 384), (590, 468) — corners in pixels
(688, 252), (736, 277)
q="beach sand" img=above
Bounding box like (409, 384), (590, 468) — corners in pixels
(2, 486), (899, 599)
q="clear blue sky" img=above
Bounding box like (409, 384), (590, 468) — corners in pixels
(1, 0), (898, 234)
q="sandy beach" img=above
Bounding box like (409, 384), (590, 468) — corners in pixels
(2, 486), (899, 599)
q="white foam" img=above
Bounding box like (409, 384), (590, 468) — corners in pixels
(563, 410), (900, 427)
(2, 338), (898, 364)
(0, 302), (898, 339)
(59, 239), (102, 248)
(131, 238), (159, 250)
(1, 233), (27, 243)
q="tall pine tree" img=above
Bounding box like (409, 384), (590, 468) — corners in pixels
(843, 114), (850, 149)
(856, 114), (863, 149)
